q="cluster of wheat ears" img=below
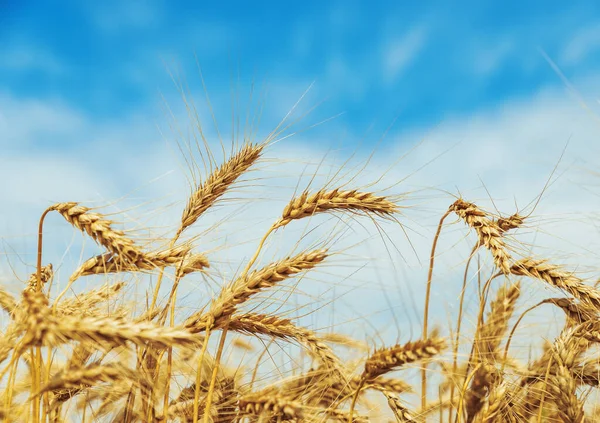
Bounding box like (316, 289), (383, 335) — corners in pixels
(1, 103), (600, 423)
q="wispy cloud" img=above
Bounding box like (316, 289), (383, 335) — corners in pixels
(382, 26), (427, 84)
(0, 44), (65, 74)
(561, 23), (600, 65)
(469, 37), (515, 76)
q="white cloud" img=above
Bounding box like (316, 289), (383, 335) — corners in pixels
(0, 94), (86, 147)
(561, 23), (600, 65)
(383, 26), (427, 83)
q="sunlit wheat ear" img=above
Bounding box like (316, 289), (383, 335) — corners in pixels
(70, 245), (208, 279)
(20, 290), (203, 350)
(25, 264), (53, 293)
(228, 313), (343, 373)
(547, 363), (585, 423)
(274, 188), (400, 229)
(55, 281), (125, 317)
(37, 362), (141, 399)
(384, 390), (416, 423)
(238, 395), (303, 420)
(572, 319), (600, 343)
(496, 213), (525, 234)
(510, 258), (600, 311)
(180, 142), (265, 232)
(476, 281), (521, 357)
(465, 281), (520, 420)
(184, 249), (327, 332)
(545, 298), (597, 326)
(49, 202), (143, 262)
(0, 287), (17, 316)
(474, 381), (510, 423)
(449, 199), (511, 274)
(362, 332), (446, 380)
(0, 322), (22, 364)
(521, 324), (590, 388)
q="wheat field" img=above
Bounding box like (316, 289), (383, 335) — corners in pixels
(1, 88), (600, 423)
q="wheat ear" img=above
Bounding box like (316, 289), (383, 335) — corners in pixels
(181, 142), (264, 232)
(274, 188), (399, 229)
(450, 199), (511, 274)
(48, 203), (143, 262)
(511, 258), (600, 311)
(184, 249), (327, 332)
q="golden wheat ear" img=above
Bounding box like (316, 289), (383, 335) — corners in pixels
(363, 333), (447, 381)
(184, 249), (327, 332)
(450, 199), (511, 274)
(180, 142), (265, 233)
(274, 188), (400, 229)
(49, 202), (143, 263)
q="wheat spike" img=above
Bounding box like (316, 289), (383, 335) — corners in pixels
(511, 258), (600, 312)
(229, 313), (343, 373)
(21, 290), (202, 350)
(275, 188), (399, 228)
(181, 143), (264, 231)
(49, 202), (143, 262)
(184, 249), (326, 332)
(363, 333), (446, 380)
(450, 199), (511, 273)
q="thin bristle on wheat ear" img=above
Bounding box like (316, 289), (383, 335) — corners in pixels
(274, 188), (399, 228)
(70, 245), (208, 279)
(228, 313), (343, 372)
(363, 333), (446, 380)
(449, 199), (511, 274)
(184, 249), (327, 331)
(49, 202), (143, 262)
(180, 142), (264, 232)
(55, 281), (126, 317)
(510, 258), (600, 311)
(544, 297), (597, 326)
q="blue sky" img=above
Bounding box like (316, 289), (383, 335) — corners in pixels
(3, 1), (600, 135)
(3, 1), (600, 342)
